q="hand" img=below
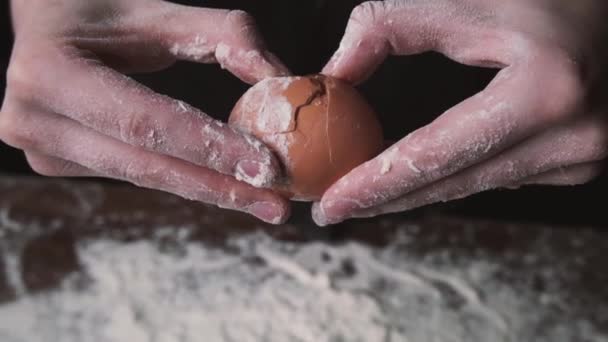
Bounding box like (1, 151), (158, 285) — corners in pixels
(0, 0), (292, 224)
(314, 0), (608, 225)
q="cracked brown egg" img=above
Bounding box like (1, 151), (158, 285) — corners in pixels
(229, 75), (384, 201)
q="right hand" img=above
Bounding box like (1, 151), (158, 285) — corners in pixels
(313, 0), (608, 226)
(0, 0), (292, 224)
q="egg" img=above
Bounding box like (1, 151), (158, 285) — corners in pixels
(229, 75), (384, 201)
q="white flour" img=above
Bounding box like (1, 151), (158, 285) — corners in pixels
(233, 77), (302, 169)
(170, 35), (216, 63)
(238, 78), (296, 134)
(255, 95), (294, 133)
(0, 229), (604, 342)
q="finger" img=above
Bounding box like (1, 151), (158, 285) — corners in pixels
(321, 2), (393, 84)
(323, 1), (509, 84)
(10, 46), (281, 188)
(139, 3), (291, 83)
(314, 61), (585, 226)
(351, 163), (603, 220)
(516, 162), (604, 186)
(0, 109), (290, 224)
(346, 115), (607, 219)
(24, 151), (100, 177)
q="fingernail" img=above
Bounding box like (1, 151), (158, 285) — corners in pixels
(236, 160), (274, 188)
(249, 202), (283, 224)
(313, 199), (361, 226)
(311, 202), (331, 227)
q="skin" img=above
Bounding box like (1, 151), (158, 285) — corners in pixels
(315, 0), (608, 226)
(0, 0), (292, 224)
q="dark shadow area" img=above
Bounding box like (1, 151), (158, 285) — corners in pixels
(0, 1), (30, 174)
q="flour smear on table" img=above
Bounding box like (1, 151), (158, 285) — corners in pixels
(0, 228), (603, 342)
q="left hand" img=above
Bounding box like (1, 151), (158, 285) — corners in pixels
(314, 0), (608, 226)
(1, 0), (292, 224)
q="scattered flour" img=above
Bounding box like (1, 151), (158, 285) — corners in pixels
(255, 95), (294, 133)
(170, 35), (216, 63)
(214, 43), (232, 69)
(379, 146), (401, 175)
(0, 229), (604, 342)
(175, 101), (189, 114)
(202, 123), (224, 144)
(234, 156), (274, 188)
(264, 133), (294, 168)
(238, 78), (296, 134)
(234, 77), (300, 169)
(380, 158), (392, 175)
(202, 121), (277, 188)
(406, 158), (422, 173)
(0, 236), (386, 342)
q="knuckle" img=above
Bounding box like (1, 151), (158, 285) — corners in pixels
(119, 157), (164, 186)
(118, 114), (163, 150)
(401, 150), (447, 182)
(414, 152), (443, 174)
(538, 59), (585, 122)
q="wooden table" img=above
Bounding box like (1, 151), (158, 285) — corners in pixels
(0, 176), (606, 341)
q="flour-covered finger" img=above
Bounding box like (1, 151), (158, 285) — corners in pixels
(140, 3), (291, 83)
(347, 115), (607, 219)
(323, 1), (510, 84)
(314, 59), (584, 226)
(0, 109), (290, 224)
(10, 46), (282, 188)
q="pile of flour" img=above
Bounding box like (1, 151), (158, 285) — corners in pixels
(0, 228), (603, 342)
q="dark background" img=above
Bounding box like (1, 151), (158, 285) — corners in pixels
(0, 0), (606, 227)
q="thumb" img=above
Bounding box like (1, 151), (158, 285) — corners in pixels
(138, 3), (291, 84)
(323, 2), (396, 84)
(322, 1), (503, 84)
